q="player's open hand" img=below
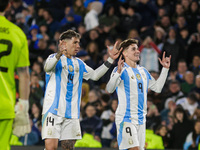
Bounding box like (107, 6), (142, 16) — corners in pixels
(117, 55), (124, 73)
(158, 52), (171, 69)
(58, 40), (67, 54)
(107, 41), (122, 60)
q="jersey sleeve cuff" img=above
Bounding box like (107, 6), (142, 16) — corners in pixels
(161, 67), (169, 74)
(107, 57), (114, 64)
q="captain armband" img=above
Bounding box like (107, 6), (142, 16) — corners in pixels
(104, 61), (112, 68)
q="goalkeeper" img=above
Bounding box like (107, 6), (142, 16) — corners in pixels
(0, 0), (30, 149)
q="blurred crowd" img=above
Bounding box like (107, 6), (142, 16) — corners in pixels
(6, 0), (200, 149)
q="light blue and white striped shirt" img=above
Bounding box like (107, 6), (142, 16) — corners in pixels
(42, 53), (113, 119)
(106, 63), (168, 125)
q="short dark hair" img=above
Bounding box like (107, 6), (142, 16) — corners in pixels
(0, 0), (9, 12)
(59, 29), (80, 41)
(169, 80), (180, 87)
(188, 92), (198, 102)
(118, 39), (138, 59)
(119, 39), (138, 51)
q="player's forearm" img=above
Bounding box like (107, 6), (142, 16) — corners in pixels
(151, 67), (169, 93)
(106, 72), (120, 93)
(44, 55), (59, 72)
(17, 67), (30, 99)
(90, 57), (114, 81)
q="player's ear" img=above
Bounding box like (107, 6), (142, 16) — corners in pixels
(122, 50), (127, 58)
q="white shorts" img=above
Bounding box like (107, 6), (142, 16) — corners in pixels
(116, 121), (145, 150)
(42, 112), (82, 140)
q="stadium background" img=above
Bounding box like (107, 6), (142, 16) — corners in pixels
(3, 0), (200, 149)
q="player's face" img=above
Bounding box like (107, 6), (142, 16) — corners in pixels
(123, 44), (140, 62)
(65, 37), (80, 56)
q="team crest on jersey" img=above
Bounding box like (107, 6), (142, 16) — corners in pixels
(136, 74), (141, 80)
(128, 138), (133, 145)
(68, 65), (73, 72)
(131, 75), (135, 79)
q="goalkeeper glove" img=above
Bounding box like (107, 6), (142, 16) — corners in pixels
(13, 99), (31, 137)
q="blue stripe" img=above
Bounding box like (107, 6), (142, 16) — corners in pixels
(65, 58), (74, 118)
(132, 68), (144, 125)
(113, 67), (118, 73)
(42, 112), (49, 127)
(44, 73), (50, 97)
(121, 70), (131, 123)
(143, 68), (151, 93)
(117, 122), (124, 147)
(77, 59), (87, 118)
(49, 60), (62, 115)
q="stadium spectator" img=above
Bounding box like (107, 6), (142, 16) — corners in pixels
(139, 36), (161, 72)
(101, 99), (118, 147)
(181, 71), (195, 95)
(176, 92), (199, 116)
(84, 1), (103, 31)
(81, 104), (103, 142)
(29, 72), (44, 107)
(160, 15), (171, 32)
(191, 75), (200, 98)
(99, 5), (119, 37)
(170, 106), (194, 149)
(73, 0), (86, 17)
(162, 27), (186, 71)
(164, 80), (185, 109)
(176, 60), (188, 83)
(155, 125), (170, 149)
(189, 55), (200, 77)
(137, 0), (158, 29)
(171, 3), (185, 24)
(184, 120), (200, 150)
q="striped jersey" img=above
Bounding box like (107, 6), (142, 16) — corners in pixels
(106, 63), (168, 125)
(42, 54), (96, 118)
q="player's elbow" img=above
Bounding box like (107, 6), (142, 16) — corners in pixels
(154, 88), (162, 93)
(44, 64), (52, 72)
(91, 75), (100, 81)
(105, 87), (114, 94)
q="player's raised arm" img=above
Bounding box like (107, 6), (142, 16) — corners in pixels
(106, 55), (124, 93)
(44, 40), (66, 72)
(149, 52), (171, 93)
(83, 41), (122, 81)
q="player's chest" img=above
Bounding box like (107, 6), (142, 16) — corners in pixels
(122, 68), (148, 83)
(58, 58), (81, 83)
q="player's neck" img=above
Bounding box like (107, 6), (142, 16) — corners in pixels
(64, 53), (72, 59)
(125, 59), (137, 68)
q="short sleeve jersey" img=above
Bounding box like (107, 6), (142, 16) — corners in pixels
(0, 16), (30, 119)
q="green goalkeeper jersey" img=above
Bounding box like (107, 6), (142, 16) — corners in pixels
(0, 15), (30, 119)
